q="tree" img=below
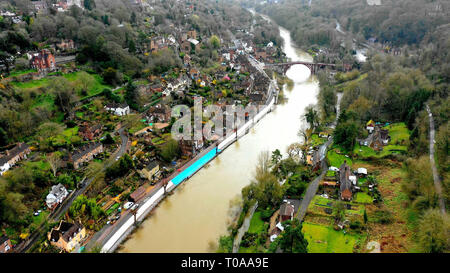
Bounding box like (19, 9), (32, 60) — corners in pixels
(271, 149), (282, 165)
(83, 0), (96, 10)
(333, 121), (358, 151)
(124, 79), (139, 110)
(334, 201), (346, 223)
(287, 143), (303, 163)
(102, 67), (122, 86)
(278, 219), (308, 253)
(160, 139), (180, 162)
(47, 153), (62, 177)
(304, 104), (319, 131)
(76, 71), (95, 96)
(209, 35), (220, 49)
(48, 77), (77, 116)
(416, 209), (449, 253)
(37, 122), (65, 150)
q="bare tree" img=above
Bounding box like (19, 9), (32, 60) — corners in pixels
(47, 153), (62, 177)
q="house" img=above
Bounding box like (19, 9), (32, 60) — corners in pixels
(179, 138), (204, 157)
(29, 49), (56, 72)
(357, 168), (367, 177)
(48, 221), (86, 252)
(78, 123), (102, 141)
(139, 161), (160, 181)
(270, 199), (300, 242)
(180, 40), (192, 52)
(56, 39), (75, 52)
(249, 93), (264, 104)
(339, 161), (353, 201)
(255, 50), (267, 62)
(187, 38), (201, 51)
(370, 127), (390, 151)
(130, 185), (147, 202)
(279, 202), (295, 222)
(31, 1), (48, 14)
(189, 67), (199, 79)
(366, 120), (375, 133)
(46, 184), (69, 209)
(104, 103), (130, 116)
(187, 30), (197, 40)
(150, 37), (168, 53)
(147, 104), (171, 123)
(0, 143), (31, 175)
(183, 54), (191, 66)
(0, 236), (12, 253)
(70, 142), (103, 169)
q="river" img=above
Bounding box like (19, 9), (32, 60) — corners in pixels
(120, 19), (319, 253)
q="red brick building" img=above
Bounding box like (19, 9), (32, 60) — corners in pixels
(30, 49), (56, 72)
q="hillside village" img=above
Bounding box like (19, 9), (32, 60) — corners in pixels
(0, 0), (289, 253)
(0, 0), (448, 255)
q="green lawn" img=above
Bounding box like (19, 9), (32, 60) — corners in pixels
(12, 71), (111, 99)
(310, 134), (326, 147)
(248, 211), (265, 234)
(354, 143), (407, 159)
(383, 122), (410, 145)
(353, 192), (373, 204)
(302, 222), (357, 253)
(52, 127), (81, 146)
(5, 69), (37, 79)
(327, 150), (352, 168)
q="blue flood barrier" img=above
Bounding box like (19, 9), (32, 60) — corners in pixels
(171, 148), (221, 185)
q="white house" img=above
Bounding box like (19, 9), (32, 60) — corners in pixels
(46, 184), (69, 209)
(0, 159), (10, 175)
(104, 103), (130, 116)
(357, 167), (368, 176)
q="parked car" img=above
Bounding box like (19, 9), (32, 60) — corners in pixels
(123, 202), (134, 210)
(131, 203), (139, 211)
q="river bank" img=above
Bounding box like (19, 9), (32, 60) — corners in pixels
(114, 12), (318, 253)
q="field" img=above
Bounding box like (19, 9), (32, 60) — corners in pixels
(383, 122), (410, 145)
(302, 222), (358, 253)
(12, 72), (112, 113)
(248, 211), (265, 234)
(327, 149), (352, 168)
(354, 192), (373, 204)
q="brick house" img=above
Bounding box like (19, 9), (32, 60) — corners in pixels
(187, 30), (197, 40)
(180, 40), (191, 52)
(130, 185), (147, 202)
(179, 138), (204, 157)
(279, 202), (295, 222)
(29, 49), (56, 72)
(56, 39), (75, 52)
(70, 142), (103, 169)
(78, 123), (102, 141)
(147, 104), (171, 123)
(0, 236), (12, 253)
(48, 221), (86, 252)
(339, 161), (353, 201)
(0, 143), (31, 175)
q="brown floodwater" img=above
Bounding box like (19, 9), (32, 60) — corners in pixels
(120, 24), (319, 253)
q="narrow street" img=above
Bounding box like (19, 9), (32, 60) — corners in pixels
(17, 128), (129, 253)
(426, 105), (446, 214)
(296, 92), (341, 222)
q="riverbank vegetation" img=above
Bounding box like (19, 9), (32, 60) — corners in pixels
(241, 0), (449, 253)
